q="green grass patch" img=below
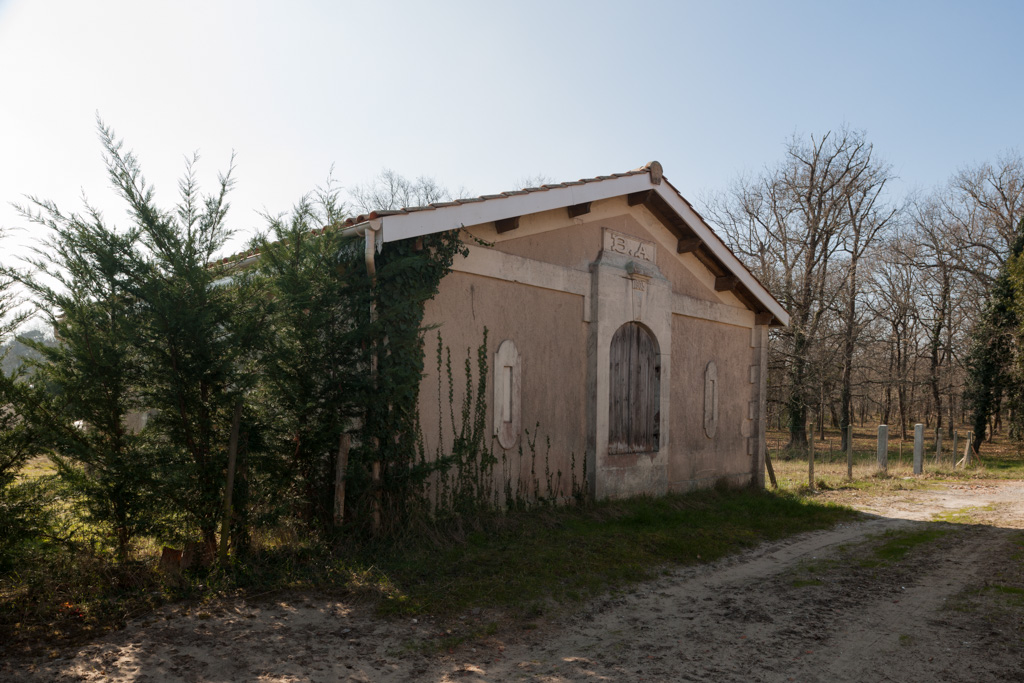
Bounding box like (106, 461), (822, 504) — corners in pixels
(785, 523), (958, 590)
(974, 456), (1024, 478)
(947, 583), (1024, 612)
(982, 584), (1024, 606)
(859, 527), (951, 567)
(932, 506), (995, 524)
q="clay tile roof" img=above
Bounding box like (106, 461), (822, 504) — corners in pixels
(360, 163), (656, 217)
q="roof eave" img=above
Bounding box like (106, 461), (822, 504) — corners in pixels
(650, 184), (790, 328)
(376, 173), (654, 243)
(371, 169), (789, 328)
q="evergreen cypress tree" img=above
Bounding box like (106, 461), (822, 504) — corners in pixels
(92, 122), (268, 558)
(964, 217), (1024, 453)
(12, 204), (156, 559)
(0, 232), (49, 565)
(252, 185), (363, 531)
(10, 120), (268, 559)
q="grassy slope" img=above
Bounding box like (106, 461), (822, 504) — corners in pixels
(372, 488), (859, 617)
(1, 487), (859, 657)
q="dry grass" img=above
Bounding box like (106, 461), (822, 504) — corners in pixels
(765, 423), (1024, 493)
(17, 455), (56, 481)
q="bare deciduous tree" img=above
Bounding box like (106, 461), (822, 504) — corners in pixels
(867, 233), (923, 439)
(514, 173), (555, 190)
(940, 151), (1024, 290)
(708, 128), (896, 450)
(349, 168), (467, 214)
(836, 152), (897, 449)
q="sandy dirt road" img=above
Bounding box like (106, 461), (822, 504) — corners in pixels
(5, 480), (1024, 682)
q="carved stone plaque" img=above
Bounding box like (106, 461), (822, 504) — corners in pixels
(603, 229), (657, 265)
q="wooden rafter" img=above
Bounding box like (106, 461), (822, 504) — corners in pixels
(715, 275), (740, 292)
(495, 216), (520, 234)
(627, 190), (654, 207)
(567, 202), (592, 218)
(676, 237), (701, 254)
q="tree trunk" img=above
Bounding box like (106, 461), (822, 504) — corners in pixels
(927, 270), (949, 438)
(839, 246), (861, 451)
(219, 398), (243, 565)
(786, 328), (809, 451)
(948, 384), (956, 439)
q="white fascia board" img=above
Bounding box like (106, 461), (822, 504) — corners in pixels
(372, 170), (788, 327)
(652, 186), (791, 327)
(378, 174), (654, 243)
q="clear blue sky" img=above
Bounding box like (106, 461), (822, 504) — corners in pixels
(1, 0), (1022, 258)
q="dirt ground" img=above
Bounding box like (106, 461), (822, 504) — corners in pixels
(4, 481), (1024, 682)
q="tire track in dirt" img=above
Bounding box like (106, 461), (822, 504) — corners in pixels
(7, 481), (1024, 682)
(428, 520), (926, 681)
(806, 525), (1018, 683)
(432, 484), (1024, 682)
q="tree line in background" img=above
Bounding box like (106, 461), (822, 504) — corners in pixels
(706, 127), (1024, 456)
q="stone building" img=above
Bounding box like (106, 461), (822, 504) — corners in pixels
(345, 162), (788, 500)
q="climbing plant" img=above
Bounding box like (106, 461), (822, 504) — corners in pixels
(347, 229), (468, 534)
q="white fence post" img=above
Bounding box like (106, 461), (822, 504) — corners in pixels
(877, 424), (888, 472)
(913, 423), (924, 475)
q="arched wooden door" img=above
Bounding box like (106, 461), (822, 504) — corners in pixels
(608, 322), (660, 454)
